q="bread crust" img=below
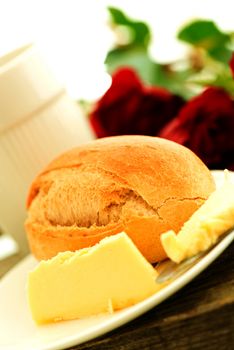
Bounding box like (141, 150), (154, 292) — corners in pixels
(25, 136), (216, 262)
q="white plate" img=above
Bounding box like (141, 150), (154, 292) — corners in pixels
(0, 171), (233, 350)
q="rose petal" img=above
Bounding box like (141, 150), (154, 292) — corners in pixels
(229, 53), (234, 78)
(90, 67), (184, 138)
(160, 87), (234, 170)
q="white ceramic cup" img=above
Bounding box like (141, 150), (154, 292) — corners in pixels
(0, 43), (94, 251)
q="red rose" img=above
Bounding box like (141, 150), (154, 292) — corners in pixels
(230, 53), (234, 78)
(160, 87), (234, 170)
(90, 67), (184, 138)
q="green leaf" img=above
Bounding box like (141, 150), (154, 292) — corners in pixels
(105, 46), (158, 85)
(107, 7), (151, 48)
(209, 46), (232, 63)
(107, 7), (128, 25)
(153, 67), (197, 99)
(187, 65), (234, 95)
(178, 20), (227, 46)
(177, 20), (232, 63)
(105, 47), (195, 99)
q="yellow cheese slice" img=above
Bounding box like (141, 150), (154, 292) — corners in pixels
(28, 232), (158, 324)
(161, 176), (234, 263)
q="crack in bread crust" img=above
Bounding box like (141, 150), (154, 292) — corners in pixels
(45, 187), (159, 228)
(28, 166), (207, 231)
(155, 196), (206, 212)
(28, 167), (159, 229)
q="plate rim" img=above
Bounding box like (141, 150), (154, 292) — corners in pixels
(0, 170), (234, 350)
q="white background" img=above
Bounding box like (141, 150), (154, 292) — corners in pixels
(0, 0), (233, 100)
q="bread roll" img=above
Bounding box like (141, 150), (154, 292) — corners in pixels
(25, 135), (216, 262)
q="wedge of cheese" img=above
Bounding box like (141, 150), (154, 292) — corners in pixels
(28, 232), (158, 324)
(161, 177), (234, 263)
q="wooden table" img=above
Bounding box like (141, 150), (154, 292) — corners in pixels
(1, 237), (233, 350)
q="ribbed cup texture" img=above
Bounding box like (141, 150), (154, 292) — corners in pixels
(0, 92), (94, 242)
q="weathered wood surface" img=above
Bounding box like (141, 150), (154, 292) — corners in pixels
(1, 239), (233, 350)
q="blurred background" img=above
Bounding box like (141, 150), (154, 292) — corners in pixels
(0, 0), (233, 100)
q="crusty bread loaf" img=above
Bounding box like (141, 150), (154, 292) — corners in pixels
(25, 135), (216, 262)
